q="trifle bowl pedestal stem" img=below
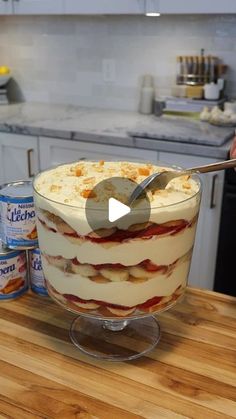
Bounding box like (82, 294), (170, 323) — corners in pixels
(69, 315), (161, 361)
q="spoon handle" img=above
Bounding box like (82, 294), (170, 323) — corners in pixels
(188, 158), (236, 174)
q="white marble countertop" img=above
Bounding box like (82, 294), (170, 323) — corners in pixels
(0, 102), (233, 159)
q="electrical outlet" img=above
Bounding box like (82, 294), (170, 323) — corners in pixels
(102, 59), (116, 83)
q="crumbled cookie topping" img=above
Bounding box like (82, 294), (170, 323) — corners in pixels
(35, 161), (199, 208)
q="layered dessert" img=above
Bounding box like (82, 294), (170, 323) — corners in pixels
(33, 161), (201, 318)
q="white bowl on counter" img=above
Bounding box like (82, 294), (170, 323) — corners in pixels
(203, 82), (221, 100)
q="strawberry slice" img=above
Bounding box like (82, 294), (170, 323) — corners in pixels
(71, 258), (80, 265)
(38, 218), (57, 233)
(141, 260), (163, 272)
(138, 296), (163, 309)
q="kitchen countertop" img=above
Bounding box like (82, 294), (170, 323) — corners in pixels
(128, 117), (234, 147)
(0, 288), (235, 418)
(0, 102), (234, 159)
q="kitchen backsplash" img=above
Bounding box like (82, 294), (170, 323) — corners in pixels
(0, 14), (236, 110)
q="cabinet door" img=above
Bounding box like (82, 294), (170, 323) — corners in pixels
(0, 0), (12, 14)
(13, 0), (64, 14)
(0, 133), (39, 183)
(39, 137), (158, 170)
(159, 151), (224, 291)
(159, 0), (236, 13)
(64, 0), (144, 14)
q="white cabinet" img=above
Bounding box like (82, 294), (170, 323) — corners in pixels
(39, 137), (158, 170)
(13, 0), (64, 14)
(0, 0), (12, 14)
(159, 151), (224, 291)
(159, 0), (236, 14)
(0, 133), (39, 184)
(64, 0), (144, 15)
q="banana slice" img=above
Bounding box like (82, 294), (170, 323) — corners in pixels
(57, 222), (76, 235)
(90, 275), (110, 283)
(107, 306), (136, 317)
(54, 293), (67, 305)
(129, 266), (159, 279)
(100, 268), (129, 282)
(44, 254), (66, 270)
(71, 263), (97, 277)
(73, 301), (100, 310)
(88, 227), (116, 238)
(128, 276), (148, 283)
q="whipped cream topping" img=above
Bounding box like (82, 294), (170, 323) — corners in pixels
(34, 161), (201, 235)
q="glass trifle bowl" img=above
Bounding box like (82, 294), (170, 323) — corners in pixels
(33, 160), (201, 361)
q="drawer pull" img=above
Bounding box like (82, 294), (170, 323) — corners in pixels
(27, 148), (34, 178)
(210, 174), (218, 209)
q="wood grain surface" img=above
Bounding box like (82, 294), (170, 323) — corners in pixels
(0, 287), (235, 419)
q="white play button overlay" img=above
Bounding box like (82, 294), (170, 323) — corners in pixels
(108, 198), (131, 222)
(85, 176), (150, 237)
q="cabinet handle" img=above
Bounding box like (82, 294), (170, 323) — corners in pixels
(27, 148), (34, 178)
(210, 174), (218, 209)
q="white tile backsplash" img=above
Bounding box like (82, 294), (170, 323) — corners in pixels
(0, 14), (236, 110)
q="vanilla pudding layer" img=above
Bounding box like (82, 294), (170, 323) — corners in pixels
(36, 220), (197, 266)
(42, 254), (190, 307)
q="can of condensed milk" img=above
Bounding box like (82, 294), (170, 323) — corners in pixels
(0, 181), (38, 249)
(29, 248), (48, 296)
(0, 242), (28, 299)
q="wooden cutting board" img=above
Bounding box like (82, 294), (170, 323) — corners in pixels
(0, 287), (235, 419)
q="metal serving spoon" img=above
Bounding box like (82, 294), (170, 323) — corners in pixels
(128, 158), (236, 205)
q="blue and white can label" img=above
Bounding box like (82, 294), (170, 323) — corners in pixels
(0, 181), (38, 249)
(29, 248), (48, 296)
(0, 246), (28, 299)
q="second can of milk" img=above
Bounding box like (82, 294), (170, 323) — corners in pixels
(29, 248), (48, 296)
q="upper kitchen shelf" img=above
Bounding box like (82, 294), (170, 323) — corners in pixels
(1, 0), (236, 16)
